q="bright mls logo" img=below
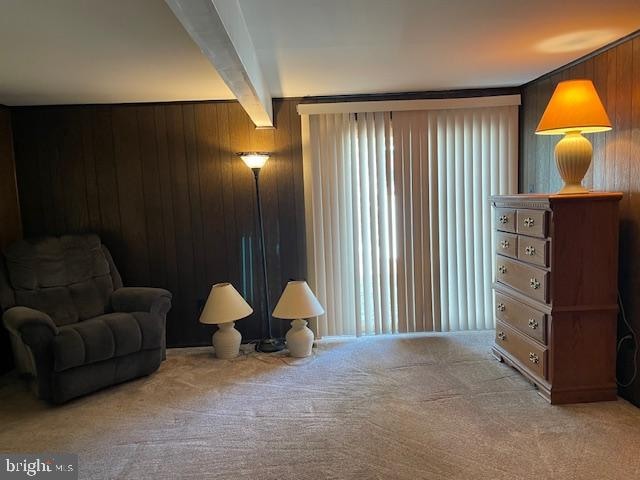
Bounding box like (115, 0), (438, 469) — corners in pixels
(1, 454), (77, 480)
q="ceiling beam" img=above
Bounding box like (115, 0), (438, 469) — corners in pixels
(165, 0), (273, 127)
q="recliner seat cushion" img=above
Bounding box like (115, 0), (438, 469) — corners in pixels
(53, 312), (163, 372)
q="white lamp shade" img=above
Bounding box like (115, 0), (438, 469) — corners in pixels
(238, 152), (269, 169)
(273, 281), (324, 319)
(199, 283), (253, 325)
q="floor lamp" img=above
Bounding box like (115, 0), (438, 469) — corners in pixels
(238, 152), (284, 353)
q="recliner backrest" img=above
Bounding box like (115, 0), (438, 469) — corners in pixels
(1, 234), (122, 326)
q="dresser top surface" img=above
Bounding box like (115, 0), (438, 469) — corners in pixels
(491, 192), (622, 206)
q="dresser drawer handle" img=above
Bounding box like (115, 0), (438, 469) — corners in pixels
(528, 352), (539, 364)
(529, 278), (540, 289)
(528, 318), (539, 330)
(498, 265), (507, 274)
(497, 303), (505, 312)
(499, 215), (509, 225)
(500, 240), (510, 249)
(523, 217), (535, 228)
(497, 331), (506, 341)
(524, 245), (536, 256)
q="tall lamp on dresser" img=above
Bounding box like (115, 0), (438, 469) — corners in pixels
(492, 79), (620, 404)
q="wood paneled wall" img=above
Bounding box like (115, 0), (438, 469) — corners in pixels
(0, 105), (22, 372)
(0, 107), (21, 250)
(520, 33), (640, 405)
(10, 99), (306, 346)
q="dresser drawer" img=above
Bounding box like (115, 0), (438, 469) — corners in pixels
(516, 209), (547, 238)
(495, 255), (549, 303)
(495, 208), (516, 233)
(495, 232), (517, 258)
(495, 320), (547, 379)
(495, 291), (546, 343)
(517, 236), (549, 268)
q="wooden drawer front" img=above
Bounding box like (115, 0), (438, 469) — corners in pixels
(517, 236), (549, 268)
(496, 321), (547, 379)
(495, 208), (516, 233)
(495, 232), (517, 258)
(516, 209), (547, 238)
(495, 255), (549, 303)
(495, 292), (546, 343)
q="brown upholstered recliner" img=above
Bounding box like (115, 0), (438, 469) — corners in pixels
(0, 234), (171, 403)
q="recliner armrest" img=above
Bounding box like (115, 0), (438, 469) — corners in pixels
(3, 306), (59, 338)
(110, 287), (172, 316)
(3, 306), (58, 401)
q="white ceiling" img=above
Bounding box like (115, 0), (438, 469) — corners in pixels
(0, 0), (234, 105)
(239, 0), (640, 97)
(0, 0), (639, 105)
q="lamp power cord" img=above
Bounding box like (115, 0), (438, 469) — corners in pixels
(616, 291), (638, 388)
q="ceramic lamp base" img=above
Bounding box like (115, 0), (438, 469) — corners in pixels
(285, 319), (314, 358)
(212, 321), (241, 359)
(555, 131), (592, 195)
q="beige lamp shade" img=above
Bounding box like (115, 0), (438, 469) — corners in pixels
(273, 281), (324, 319)
(535, 80), (612, 135)
(199, 283), (253, 325)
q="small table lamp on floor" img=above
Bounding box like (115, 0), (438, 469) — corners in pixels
(199, 283), (253, 359)
(273, 281), (325, 358)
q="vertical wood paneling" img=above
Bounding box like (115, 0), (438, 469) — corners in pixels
(289, 100), (307, 279)
(60, 109), (89, 232)
(11, 110), (40, 235)
(38, 110), (63, 233)
(274, 100), (297, 289)
(215, 103), (241, 303)
(182, 104), (207, 308)
(111, 106), (150, 286)
(628, 38), (640, 397)
(582, 58), (595, 188)
(80, 107), (102, 233)
(136, 107), (166, 288)
(520, 77), (536, 193)
(592, 52), (610, 190)
(166, 103), (200, 344)
(0, 106), (22, 373)
(153, 105), (181, 343)
(605, 49), (618, 189)
(92, 107), (122, 256)
(0, 107), (22, 249)
(193, 104), (226, 286)
(11, 99), (305, 346)
(520, 32), (640, 406)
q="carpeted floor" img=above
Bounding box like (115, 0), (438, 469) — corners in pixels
(1, 331), (640, 479)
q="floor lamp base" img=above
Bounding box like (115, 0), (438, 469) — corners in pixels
(257, 337), (285, 353)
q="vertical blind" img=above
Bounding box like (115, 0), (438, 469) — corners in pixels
(304, 104), (518, 337)
(307, 112), (394, 336)
(393, 108), (518, 332)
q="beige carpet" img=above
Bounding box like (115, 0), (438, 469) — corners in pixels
(1, 331), (640, 479)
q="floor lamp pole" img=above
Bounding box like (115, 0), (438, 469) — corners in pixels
(252, 168), (284, 352)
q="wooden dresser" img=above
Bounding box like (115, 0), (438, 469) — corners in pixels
(491, 193), (622, 404)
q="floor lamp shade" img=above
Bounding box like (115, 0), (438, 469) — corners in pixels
(535, 80), (612, 194)
(273, 281), (324, 358)
(238, 152), (269, 169)
(199, 283), (253, 359)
